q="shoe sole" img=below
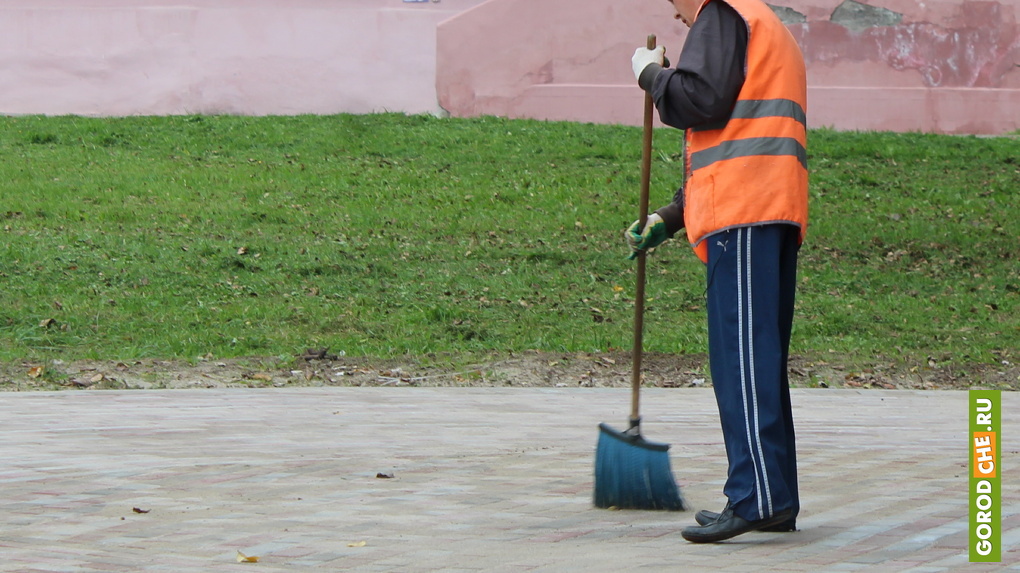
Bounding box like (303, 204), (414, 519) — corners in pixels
(695, 510), (797, 532)
(682, 510), (794, 543)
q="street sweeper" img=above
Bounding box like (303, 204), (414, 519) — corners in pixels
(626, 0), (809, 543)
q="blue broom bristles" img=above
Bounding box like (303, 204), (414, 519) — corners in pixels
(593, 422), (688, 511)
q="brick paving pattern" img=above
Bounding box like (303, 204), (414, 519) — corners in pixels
(0, 388), (1016, 572)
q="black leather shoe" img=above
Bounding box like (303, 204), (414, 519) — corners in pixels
(681, 507), (795, 543)
(695, 509), (797, 532)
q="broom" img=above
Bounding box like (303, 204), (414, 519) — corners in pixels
(593, 34), (687, 512)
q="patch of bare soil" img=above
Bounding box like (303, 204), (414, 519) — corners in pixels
(1, 351), (1016, 392)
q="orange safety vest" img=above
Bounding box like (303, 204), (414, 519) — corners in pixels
(683, 0), (808, 263)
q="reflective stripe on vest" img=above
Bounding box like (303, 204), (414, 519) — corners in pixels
(693, 98), (806, 133)
(690, 136), (806, 172)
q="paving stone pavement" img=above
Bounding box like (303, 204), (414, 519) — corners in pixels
(0, 387), (1017, 572)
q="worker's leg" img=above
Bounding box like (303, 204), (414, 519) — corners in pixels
(705, 224), (800, 522)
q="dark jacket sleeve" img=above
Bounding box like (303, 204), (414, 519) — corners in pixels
(649, 0), (749, 130)
(638, 0), (749, 235)
(654, 191), (687, 237)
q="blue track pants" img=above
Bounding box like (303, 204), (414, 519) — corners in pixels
(705, 224), (800, 522)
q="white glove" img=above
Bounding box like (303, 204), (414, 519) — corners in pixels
(631, 46), (665, 82)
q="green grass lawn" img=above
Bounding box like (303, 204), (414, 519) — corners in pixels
(2, 114), (1017, 378)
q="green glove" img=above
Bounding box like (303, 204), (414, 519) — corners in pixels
(626, 213), (668, 260)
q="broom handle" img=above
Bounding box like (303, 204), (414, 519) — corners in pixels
(630, 34), (656, 426)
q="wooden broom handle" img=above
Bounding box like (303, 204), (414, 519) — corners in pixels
(630, 34), (656, 426)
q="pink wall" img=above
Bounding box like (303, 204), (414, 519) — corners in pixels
(437, 0), (1020, 134)
(1, 0), (1017, 134)
(0, 0), (485, 116)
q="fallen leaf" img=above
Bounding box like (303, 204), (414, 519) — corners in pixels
(91, 373), (106, 383)
(39, 318), (56, 328)
(132, 507), (150, 514)
(236, 550), (260, 563)
(348, 541), (367, 548)
(376, 472), (394, 479)
(28, 366), (44, 378)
